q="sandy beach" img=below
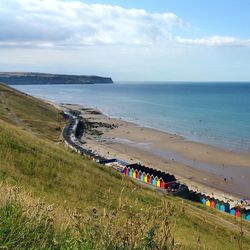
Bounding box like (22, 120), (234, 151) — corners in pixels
(61, 103), (250, 202)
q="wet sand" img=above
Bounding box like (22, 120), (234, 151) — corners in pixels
(62, 104), (250, 202)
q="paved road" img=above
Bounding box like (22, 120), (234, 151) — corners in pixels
(62, 111), (106, 161)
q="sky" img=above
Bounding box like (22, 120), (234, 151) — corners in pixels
(1, 0), (250, 81)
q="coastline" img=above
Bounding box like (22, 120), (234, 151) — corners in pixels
(13, 83), (250, 154)
(55, 102), (250, 203)
(91, 107), (250, 154)
(40, 96), (250, 203)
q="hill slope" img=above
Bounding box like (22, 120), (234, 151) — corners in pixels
(0, 83), (249, 249)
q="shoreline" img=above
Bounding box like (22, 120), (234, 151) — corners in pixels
(41, 97), (250, 203)
(57, 102), (250, 203)
(74, 102), (250, 154)
(13, 84), (250, 154)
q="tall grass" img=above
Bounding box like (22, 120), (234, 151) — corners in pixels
(0, 83), (65, 140)
(0, 184), (178, 250)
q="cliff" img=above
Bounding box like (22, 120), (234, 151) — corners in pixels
(0, 72), (113, 85)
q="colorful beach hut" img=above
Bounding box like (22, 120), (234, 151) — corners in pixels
(210, 198), (215, 208)
(124, 167), (129, 176)
(135, 170), (139, 179)
(201, 196), (206, 205)
(139, 171), (144, 182)
(230, 208), (236, 216)
(128, 168), (132, 177)
(156, 177), (161, 187)
(147, 174), (152, 184)
(220, 202), (226, 212)
(225, 202), (230, 213)
(143, 172), (147, 183)
(215, 199), (220, 210)
(219, 201), (230, 213)
(246, 212), (250, 221)
(152, 176), (156, 186)
(160, 178), (165, 188)
(235, 208), (241, 218)
(205, 197), (211, 207)
(132, 169), (136, 178)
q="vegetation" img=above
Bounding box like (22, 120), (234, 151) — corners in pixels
(0, 83), (65, 140)
(0, 83), (250, 249)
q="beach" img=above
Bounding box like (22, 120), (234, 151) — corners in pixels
(60, 103), (250, 202)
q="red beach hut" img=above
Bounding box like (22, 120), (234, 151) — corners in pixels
(235, 208), (241, 218)
(135, 169), (140, 179)
(160, 178), (165, 188)
(147, 174), (152, 184)
(210, 199), (215, 208)
(124, 167), (128, 176)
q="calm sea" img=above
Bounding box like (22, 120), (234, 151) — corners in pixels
(14, 82), (250, 152)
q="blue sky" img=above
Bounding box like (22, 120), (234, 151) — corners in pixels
(84, 0), (250, 38)
(0, 0), (250, 81)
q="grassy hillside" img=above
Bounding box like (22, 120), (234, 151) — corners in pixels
(0, 83), (64, 140)
(0, 83), (250, 249)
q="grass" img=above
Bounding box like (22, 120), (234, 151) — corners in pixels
(0, 83), (65, 140)
(0, 83), (250, 249)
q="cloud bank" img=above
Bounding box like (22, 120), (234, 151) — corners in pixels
(0, 0), (187, 48)
(0, 0), (249, 49)
(175, 36), (250, 47)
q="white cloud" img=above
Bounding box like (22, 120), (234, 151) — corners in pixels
(175, 36), (250, 47)
(0, 0), (187, 48)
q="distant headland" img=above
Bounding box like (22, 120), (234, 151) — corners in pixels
(0, 72), (113, 85)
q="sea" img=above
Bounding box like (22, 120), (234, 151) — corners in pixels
(13, 82), (250, 153)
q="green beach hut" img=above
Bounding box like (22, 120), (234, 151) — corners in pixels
(215, 199), (220, 210)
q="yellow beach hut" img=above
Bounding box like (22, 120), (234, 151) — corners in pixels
(143, 172), (147, 183)
(155, 177), (160, 187)
(206, 197), (211, 207)
(132, 169), (136, 178)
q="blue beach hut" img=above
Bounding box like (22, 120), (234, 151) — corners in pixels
(139, 171), (144, 182)
(129, 168), (133, 177)
(220, 202), (230, 213)
(225, 202), (230, 213)
(152, 176), (156, 186)
(230, 208), (236, 216)
(201, 196), (206, 205)
(246, 211), (250, 221)
(220, 202), (226, 212)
